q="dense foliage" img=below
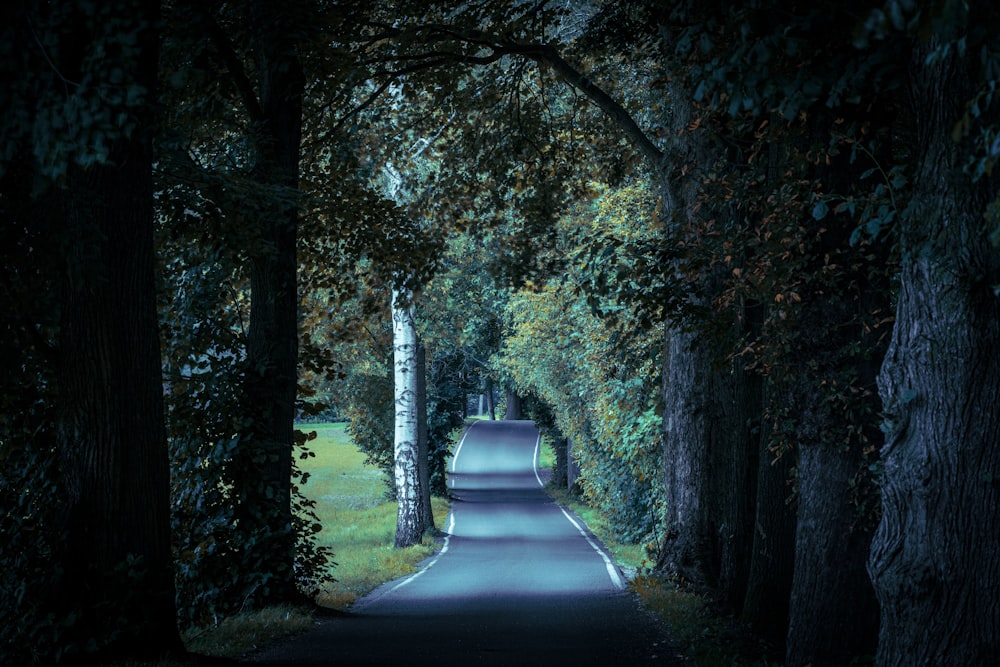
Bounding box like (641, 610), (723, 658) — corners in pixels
(497, 182), (665, 546)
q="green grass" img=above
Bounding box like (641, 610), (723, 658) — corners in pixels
(301, 422), (450, 610)
(537, 434), (556, 471)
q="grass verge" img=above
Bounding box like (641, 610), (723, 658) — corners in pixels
(304, 422), (449, 610)
(184, 604), (315, 659)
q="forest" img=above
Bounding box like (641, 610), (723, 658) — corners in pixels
(1, 0), (998, 665)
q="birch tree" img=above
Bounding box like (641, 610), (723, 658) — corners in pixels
(391, 287), (428, 547)
(375, 94), (451, 547)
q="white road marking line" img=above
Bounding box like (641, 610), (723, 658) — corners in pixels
(388, 512), (455, 593)
(449, 421), (478, 475)
(559, 506), (626, 590)
(532, 434), (544, 488)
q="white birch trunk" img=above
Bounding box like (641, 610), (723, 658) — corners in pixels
(392, 287), (425, 547)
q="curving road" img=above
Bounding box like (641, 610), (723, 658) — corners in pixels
(251, 420), (681, 666)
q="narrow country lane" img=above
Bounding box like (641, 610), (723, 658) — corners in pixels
(250, 420), (684, 666)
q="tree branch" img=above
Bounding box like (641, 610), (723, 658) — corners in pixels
(195, 7), (265, 123)
(525, 44), (666, 171)
(364, 22), (667, 173)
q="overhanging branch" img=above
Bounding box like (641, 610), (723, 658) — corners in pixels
(358, 22), (667, 173)
(527, 45), (666, 171)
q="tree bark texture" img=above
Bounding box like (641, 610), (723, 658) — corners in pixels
(716, 339), (761, 613)
(234, 0), (305, 606)
(776, 96), (893, 663)
(393, 289), (427, 548)
(870, 35), (1000, 666)
(55, 0), (181, 656)
(656, 84), (733, 589)
(660, 327), (725, 587)
(786, 434), (879, 665)
(741, 396), (796, 643)
(552, 437), (569, 489)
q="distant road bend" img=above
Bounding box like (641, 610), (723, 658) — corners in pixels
(252, 419), (682, 666)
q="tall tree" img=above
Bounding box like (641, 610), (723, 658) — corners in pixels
(1, 0), (182, 660)
(180, 0), (309, 606)
(237, 0), (306, 606)
(869, 4), (1000, 664)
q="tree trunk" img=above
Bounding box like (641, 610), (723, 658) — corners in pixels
(484, 376), (496, 420)
(393, 288), (427, 548)
(417, 342), (434, 530)
(716, 334), (761, 612)
(659, 326), (724, 587)
(741, 392), (796, 644)
(504, 387), (523, 420)
(786, 427), (879, 665)
(234, 0), (305, 606)
(655, 80), (735, 590)
(869, 33), (1000, 666)
(552, 437), (568, 488)
(785, 224), (885, 663)
(55, 0), (182, 657)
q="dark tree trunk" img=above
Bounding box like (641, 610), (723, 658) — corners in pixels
(784, 219), (884, 659)
(504, 387), (523, 420)
(659, 327), (723, 587)
(786, 425), (879, 665)
(551, 437), (569, 488)
(235, 0), (305, 605)
(655, 82), (741, 591)
(417, 342), (434, 529)
(776, 88), (897, 663)
(869, 33), (1000, 666)
(741, 392), (796, 644)
(716, 323), (761, 612)
(54, 0), (182, 658)
(484, 376), (496, 420)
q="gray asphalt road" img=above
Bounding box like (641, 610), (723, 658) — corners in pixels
(250, 420), (683, 666)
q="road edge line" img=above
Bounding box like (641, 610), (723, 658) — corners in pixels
(449, 420), (478, 474)
(532, 433), (544, 488)
(380, 512), (456, 597)
(558, 506), (626, 590)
